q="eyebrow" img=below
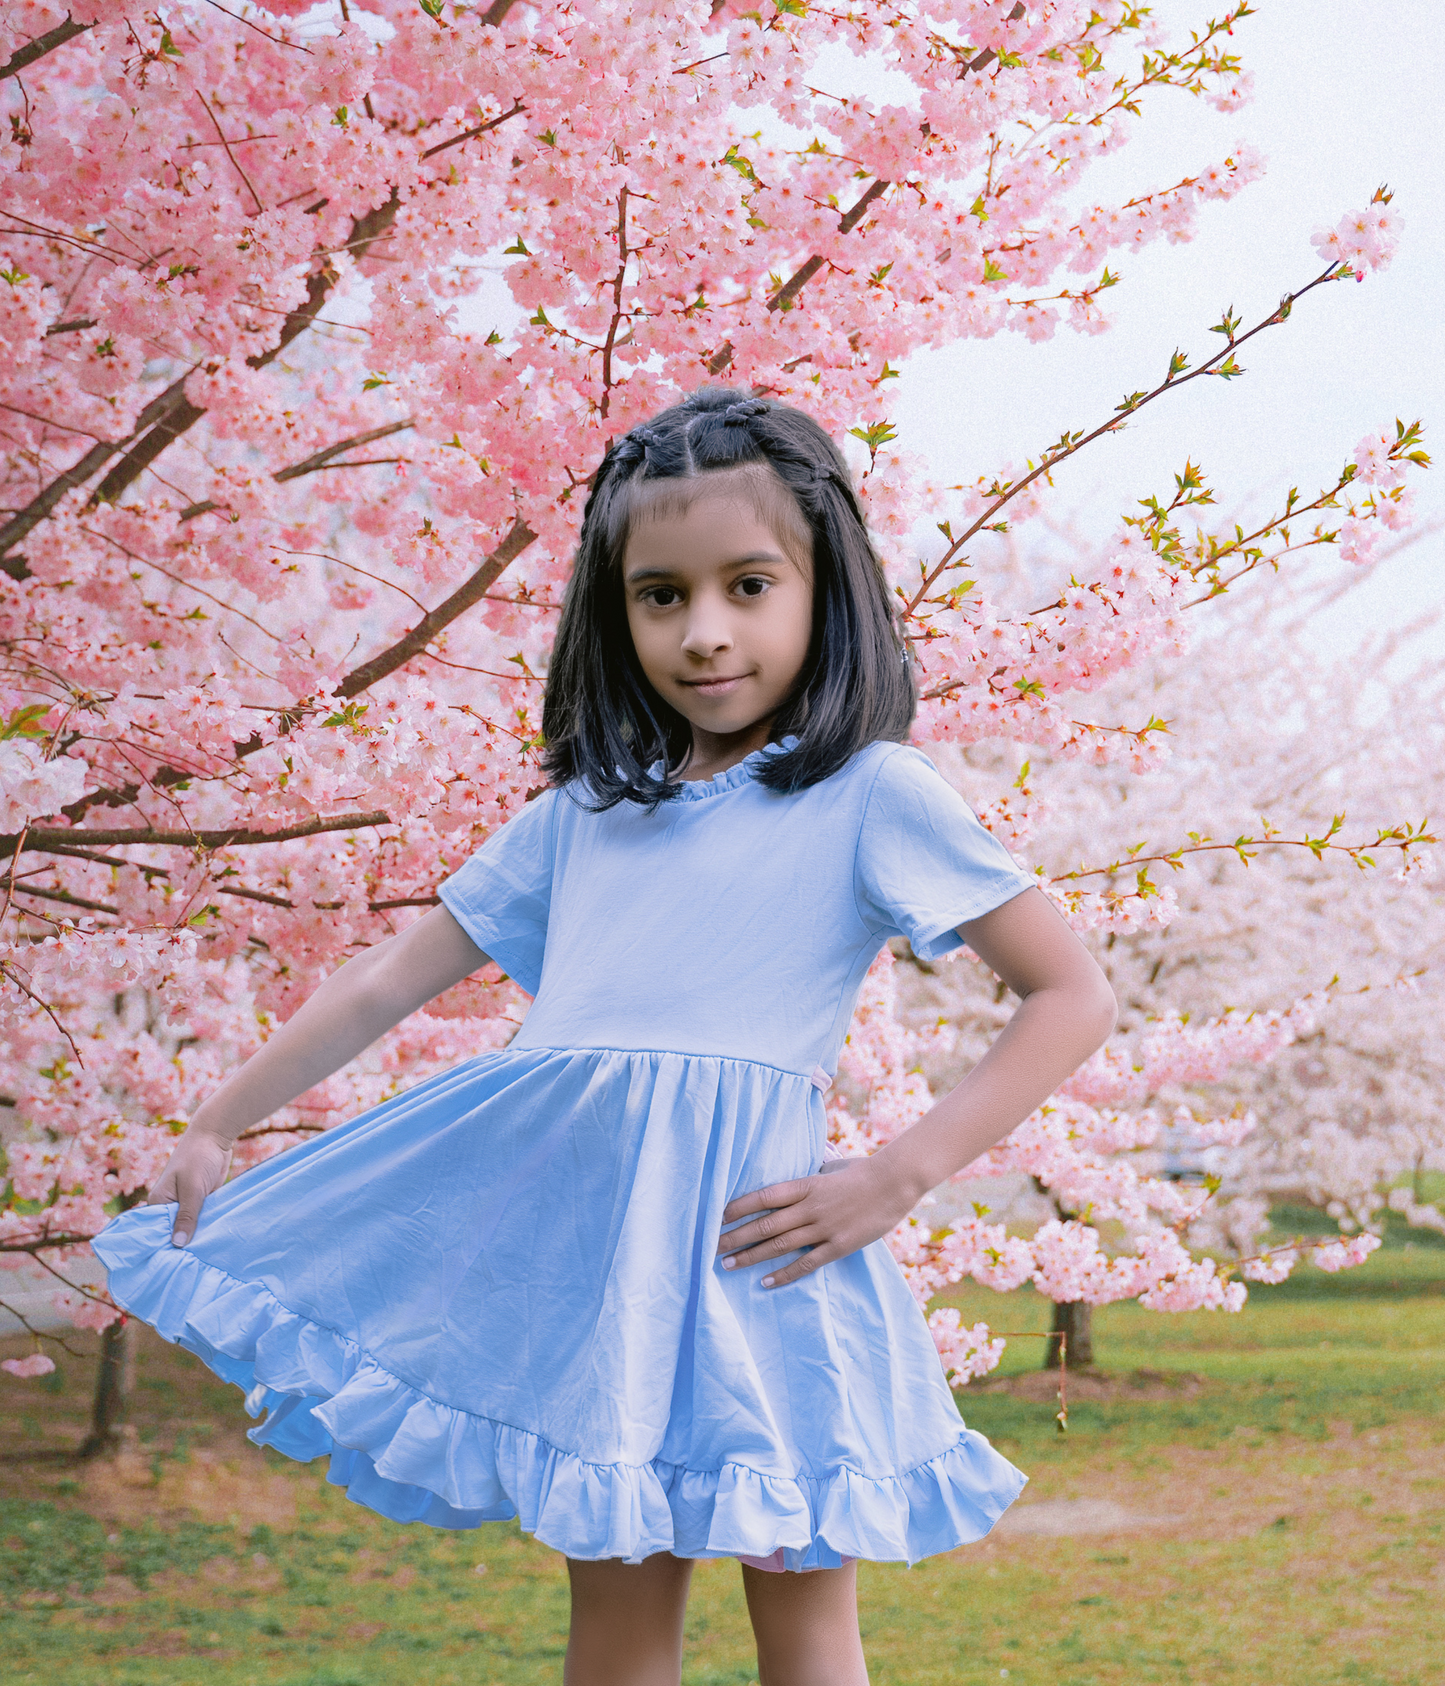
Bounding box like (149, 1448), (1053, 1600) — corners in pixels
(624, 550), (790, 584)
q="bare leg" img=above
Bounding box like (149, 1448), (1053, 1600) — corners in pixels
(564, 1552), (695, 1686)
(743, 1560), (869, 1686)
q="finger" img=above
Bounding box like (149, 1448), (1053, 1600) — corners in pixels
(722, 1178), (812, 1225)
(143, 1173), (175, 1207)
(171, 1184), (204, 1248)
(717, 1203), (811, 1257)
(721, 1225), (821, 1272)
(761, 1247), (837, 1290)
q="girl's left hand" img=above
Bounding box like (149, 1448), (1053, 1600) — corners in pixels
(717, 1156), (914, 1288)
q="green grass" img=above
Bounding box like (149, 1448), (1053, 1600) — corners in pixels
(2, 1223), (1441, 1686)
(938, 1239), (1445, 1463)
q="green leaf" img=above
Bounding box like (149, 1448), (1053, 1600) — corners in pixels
(847, 420), (898, 452)
(362, 373), (391, 391)
(721, 145), (758, 183)
(503, 236), (530, 256)
(982, 256), (1008, 283)
(322, 701), (370, 730)
(1, 704), (50, 741)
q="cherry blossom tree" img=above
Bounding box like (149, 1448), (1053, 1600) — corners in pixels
(860, 532), (1440, 1379)
(0, 0), (1431, 1420)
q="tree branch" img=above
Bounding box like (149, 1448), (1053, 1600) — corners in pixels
(420, 99), (526, 161)
(177, 419), (414, 520)
(1, 194), (403, 570)
(41, 510), (537, 828)
(0, 15), (94, 81)
(335, 514), (537, 697)
(4, 811), (392, 861)
(706, 3), (1022, 374)
(765, 177), (890, 315)
(0, 379), (195, 573)
(902, 263), (1350, 617)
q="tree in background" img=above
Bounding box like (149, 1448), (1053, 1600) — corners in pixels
(837, 535), (1440, 1382)
(0, 2), (1430, 1417)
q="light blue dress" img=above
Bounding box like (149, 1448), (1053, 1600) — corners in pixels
(95, 739), (1035, 1568)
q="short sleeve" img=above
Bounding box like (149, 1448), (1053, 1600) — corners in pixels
(437, 789), (558, 994)
(854, 746), (1034, 961)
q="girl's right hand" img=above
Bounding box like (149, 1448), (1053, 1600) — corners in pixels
(144, 1127), (234, 1248)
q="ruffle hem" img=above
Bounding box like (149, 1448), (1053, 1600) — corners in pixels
(94, 1213), (1025, 1568)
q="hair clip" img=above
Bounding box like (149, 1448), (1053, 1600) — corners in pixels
(722, 398), (771, 425)
(614, 426), (659, 466)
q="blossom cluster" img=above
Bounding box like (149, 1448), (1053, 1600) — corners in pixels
(0, 3), (1426, 1377)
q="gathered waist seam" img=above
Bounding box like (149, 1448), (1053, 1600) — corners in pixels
(501, 1043), (821, 1082)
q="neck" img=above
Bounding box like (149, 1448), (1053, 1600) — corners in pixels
(675, 717), (779, 783)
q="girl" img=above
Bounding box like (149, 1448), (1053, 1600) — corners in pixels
(95, 388), (1117, 1685)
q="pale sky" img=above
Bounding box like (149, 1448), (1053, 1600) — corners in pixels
(892, 0), (1445, 656)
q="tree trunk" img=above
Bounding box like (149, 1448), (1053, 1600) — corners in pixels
(79, 1316), (135, 1457)
(1043, 1299), (1094, 1369)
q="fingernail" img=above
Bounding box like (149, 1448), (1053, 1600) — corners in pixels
(761, 1276), (774, 1288)
(172, 1233), (190, 1248)
(721, 1257), (736, 1270)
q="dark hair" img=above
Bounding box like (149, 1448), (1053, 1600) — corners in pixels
(541, 387), (916, 807)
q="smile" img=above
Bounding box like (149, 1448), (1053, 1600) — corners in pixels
(681, 675), (750, 696)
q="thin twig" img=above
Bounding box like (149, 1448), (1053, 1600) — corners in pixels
(420, 99), (527, 161)
(903, 264), (1349, 617)
(0, 1299), (88, 1358)
(201, 0), (312, 54)
(195, 91), (266, 216)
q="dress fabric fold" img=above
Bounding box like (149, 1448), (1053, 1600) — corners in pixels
(95, 738), (1035, 1566)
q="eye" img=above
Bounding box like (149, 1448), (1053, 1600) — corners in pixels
(735, 575), (770, 598)
(641, 585), (682, 607)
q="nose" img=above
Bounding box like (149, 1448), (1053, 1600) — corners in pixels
(679, 594), (735, 661)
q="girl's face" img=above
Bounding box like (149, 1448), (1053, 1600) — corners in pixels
(623, 492), (813, 753)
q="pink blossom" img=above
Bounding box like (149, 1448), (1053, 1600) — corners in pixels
(1313, 1233), (1382, 1273)
(1, 1353), (56, 1379)
(0, 0), (1427, 1385)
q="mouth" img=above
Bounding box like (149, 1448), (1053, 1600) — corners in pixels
(680, 674), (751, 698)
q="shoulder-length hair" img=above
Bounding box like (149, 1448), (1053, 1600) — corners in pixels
(541, 386), (916, 808)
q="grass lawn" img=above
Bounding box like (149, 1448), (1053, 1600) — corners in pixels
(2, 1220), (1441, 1686)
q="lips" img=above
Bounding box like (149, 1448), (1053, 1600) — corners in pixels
(681, 674), (749, 696)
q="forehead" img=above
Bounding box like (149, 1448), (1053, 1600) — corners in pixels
(614, 465), (812, 571)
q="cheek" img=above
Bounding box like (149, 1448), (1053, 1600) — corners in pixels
(625, 608), (675, 684)
(770, 585), (814, 671)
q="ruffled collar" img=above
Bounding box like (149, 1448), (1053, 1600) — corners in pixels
(661, 736), (798, 802)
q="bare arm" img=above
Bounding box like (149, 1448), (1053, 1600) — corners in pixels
(146, 906), (490, 1245)
(718, 887), (1117, 1287)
